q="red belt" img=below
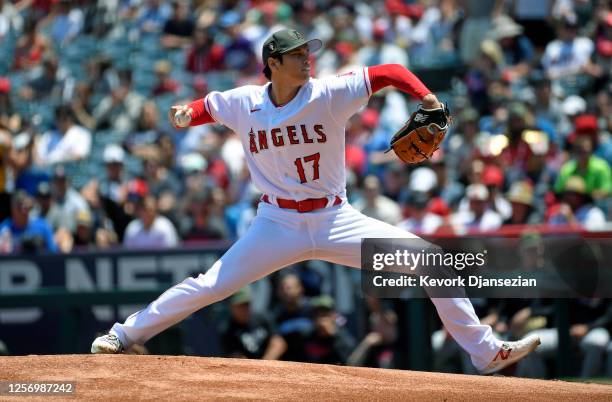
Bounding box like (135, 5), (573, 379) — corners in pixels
(261, 194), (342, 213)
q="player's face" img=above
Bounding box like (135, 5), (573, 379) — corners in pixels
(279, 45), (311, 84)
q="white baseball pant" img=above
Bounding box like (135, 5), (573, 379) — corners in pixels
(111, 201), (501, 369)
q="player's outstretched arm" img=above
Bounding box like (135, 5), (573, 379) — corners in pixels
(169, 97), (214, 128)
(368, 64), (441, 109)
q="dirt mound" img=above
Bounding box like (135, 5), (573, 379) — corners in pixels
(1, 355), (611, 401)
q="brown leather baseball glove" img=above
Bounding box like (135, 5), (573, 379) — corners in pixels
(385, 104), (451, 164)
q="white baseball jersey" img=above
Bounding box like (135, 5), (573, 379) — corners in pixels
(203, 68), (372, 201)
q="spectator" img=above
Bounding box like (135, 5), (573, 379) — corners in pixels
(31, 181), (52, 221)
(220, 287), (287, 360)
(0, 77), (22, 133)
(347, 297), (398, 368)
(47, 0), (84, 46)
(180, 190), (228, 242)
(186, 27), (225, 74)
(353, 175), (402, 225)
(46, 166), (91, 233)
(481, 164), (512, 220)
(92, 69), (145, 134)
(0, 0), (22, 42)
(452, 183), (503, 232)
(542, 13), (595, 80)
(555, 118), (611, 201)
(152, 60), (180, 96)
(357, 21), (408, 67)
(302, 295), (355, 365)
(272, 273), (313, 362)
(34, 105), (91, 167)
(69, 81), (96, 131)
(12, 16), (50, 71)
(487, 15), (535, 82)
(398, 191), (442, 235)
(504, 181), (540, 225)
(18, 53), (65, 101)
(137, 0), (172, 34)
(123, 195), (179, 249)
(125, 101), (164, 154)
(98, 144), (129, 206)
(12, 131), (50, 196)
(428, 150), (464, 209)
(0, 190), (57, 253)
(219, 11), (256, 73)
(160, 0), (194, 49)
(548, 176), (606, 230)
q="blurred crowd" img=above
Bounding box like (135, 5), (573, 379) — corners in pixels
(0, 0), (611, 253)
(0, 0), (611, 377)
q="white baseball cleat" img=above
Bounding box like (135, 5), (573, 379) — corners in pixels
(479, 334), (541, 375)
(91, 333), (124, 354)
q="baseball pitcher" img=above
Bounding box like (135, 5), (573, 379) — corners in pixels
(92, 29), (539, 374)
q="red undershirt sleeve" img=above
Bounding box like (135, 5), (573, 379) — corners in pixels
(367, 64), (431, 99)
(187, 97), (215, 126)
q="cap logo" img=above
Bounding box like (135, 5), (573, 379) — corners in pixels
(290, 30), (303, 40)
(268, 42), (276, 52)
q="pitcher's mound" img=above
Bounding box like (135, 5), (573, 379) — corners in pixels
(2, 355), (612, 401)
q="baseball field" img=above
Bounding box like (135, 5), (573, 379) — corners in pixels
(2, 355), (612, 401)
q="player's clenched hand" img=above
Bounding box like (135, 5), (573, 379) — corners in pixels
(169, 104), (193, 128)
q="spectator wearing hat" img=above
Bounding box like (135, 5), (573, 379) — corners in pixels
(302, 295), (356, 365)
(0, 190), (57, 253)
(483, 164), (511, 220)
(35, 104), (92, 167)
(220, 287), (287, 360)
(548, 176), (606, 230)
(123, 195), (179, 249)
(353, 175), (402, 225)
(555, 116), (611, 202)
(465, 39), (504, 113)
(46, 166), (91, 233)
(542, 13), (596, 81)
(452, 183), (503, 232)
(161, 0), (194, 49)
(98, 144), (129, 205)
(457, 164), (510, 221)
(31, 181), (53, 221)
(487, 15), (535, 82)
(504, 181), (541, 225)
